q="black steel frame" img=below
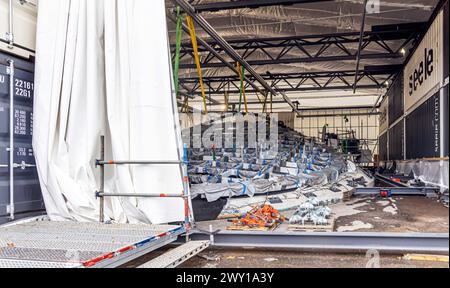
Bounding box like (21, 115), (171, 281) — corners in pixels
(193, 0), (331, 12)
(175, 23), (425, 69)
(178, 66), (400, 95)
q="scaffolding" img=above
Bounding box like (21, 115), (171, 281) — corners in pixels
(94, 136), (195, 234)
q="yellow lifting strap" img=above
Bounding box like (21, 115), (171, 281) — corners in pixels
(186, 15), (208, 114)
(224, 83), (229, 112)
(236, 63), (249, 113)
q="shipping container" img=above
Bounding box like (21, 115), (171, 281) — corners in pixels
(388, 119), (404, 161)
(404, 10), (444, 113)
(0, 51), (43, 224)
(405, 92), (441, 160)
(379, 131), (388, 161)
(388, 73), (404, 127)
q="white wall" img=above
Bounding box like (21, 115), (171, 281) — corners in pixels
(0, 0), (37, 57)
(295, 108), (380, 154)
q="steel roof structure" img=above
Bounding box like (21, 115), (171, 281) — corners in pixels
(166, 0), (440, 111)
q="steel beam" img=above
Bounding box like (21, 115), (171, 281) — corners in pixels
(203, 99), (380, 107)
(375, 173), (409, 188)
(179, 67), (398, 94)
(183, 231), (449, 254)
(194, 0), (331, 12)
(354, 187), (439, 197)
(187, 85), (380, 96)
(180, 53), (402, 69)
(353, 0), (369, 93)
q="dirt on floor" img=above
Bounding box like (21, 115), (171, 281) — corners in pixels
(195, 196), (449, 234)
(335, 196), (449, 233)
(179, 249), (449, 268)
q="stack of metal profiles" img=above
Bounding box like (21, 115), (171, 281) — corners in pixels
(0, 220), (184, 268)
(183, 114), (366, 204)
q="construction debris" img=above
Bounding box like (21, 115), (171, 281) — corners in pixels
(227, 204), (285, 231)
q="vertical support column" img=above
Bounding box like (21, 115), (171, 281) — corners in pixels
(7, 0), (14, 48)
(99, 136), (105, 223)
(182, 144), (193, 242)
(7, 59), (15, 220)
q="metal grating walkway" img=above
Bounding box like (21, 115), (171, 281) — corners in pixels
(0, 221), (184, 268)
(139, 240), (210, 268)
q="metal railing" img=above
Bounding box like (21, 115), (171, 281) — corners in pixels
(0, 162), (36, 169)
(95, 136), (194, 233)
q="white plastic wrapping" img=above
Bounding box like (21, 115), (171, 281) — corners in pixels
(33, 0), (184, 224)
(397, 160), (449, 190)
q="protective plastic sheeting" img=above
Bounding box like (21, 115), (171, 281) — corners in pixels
(33, 0), (184, 224)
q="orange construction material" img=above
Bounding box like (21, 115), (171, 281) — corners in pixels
(231, 204), (285, 229)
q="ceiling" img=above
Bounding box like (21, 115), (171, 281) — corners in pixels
(165, 0), (440, 111)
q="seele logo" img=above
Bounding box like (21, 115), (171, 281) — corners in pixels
(408, 48), (434, 96)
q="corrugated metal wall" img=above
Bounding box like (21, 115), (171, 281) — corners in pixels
(388, 73), (404, 126)
(379, 132), (388, 161)
(444, 1), (449, 80)
(379, 97), (388, 134)
(405, 92), (441, 160)
(0, 52), (43, 224)
(444, 1), (449, 158)
(379, 5), (448, 162)
(404, 10), (443, 113)
(388, 119), (404, 161)
(443, 86), (449, 157)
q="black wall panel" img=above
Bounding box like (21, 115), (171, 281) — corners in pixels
(444, 86), (449, 157)
(405, 92), (441, 159)
(388, 73), (404, 126)
(444, 1), (449, 79)
(379, 132), (388, 161)
(389, 120), (404, 161)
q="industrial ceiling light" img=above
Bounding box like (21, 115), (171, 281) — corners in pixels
(400, 48), (406, 56)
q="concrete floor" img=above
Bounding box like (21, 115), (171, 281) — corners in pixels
(179, 249), (449, 268)
(335, 196), (449, 233)
(194, 195), (449, 234)
(126, 196), (449, 268)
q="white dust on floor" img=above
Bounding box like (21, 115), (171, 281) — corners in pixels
(337, 220), (374, 232)
(376, 200), (391, 207)
(383, 204), (398, 215)
(330, 199), (368, 218)
(378, 198), (399, 215)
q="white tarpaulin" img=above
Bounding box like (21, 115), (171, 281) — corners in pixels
(33, 0), (185, 224)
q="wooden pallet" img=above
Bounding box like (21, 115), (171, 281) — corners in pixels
(343, 189), (355, 202)
(227, 222), (280, 232)
(288, 217), (335, 232)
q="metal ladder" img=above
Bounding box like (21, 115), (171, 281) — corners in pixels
(138, 240), (210, 268)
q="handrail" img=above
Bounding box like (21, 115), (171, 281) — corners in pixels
(95, 136), (194, 238)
